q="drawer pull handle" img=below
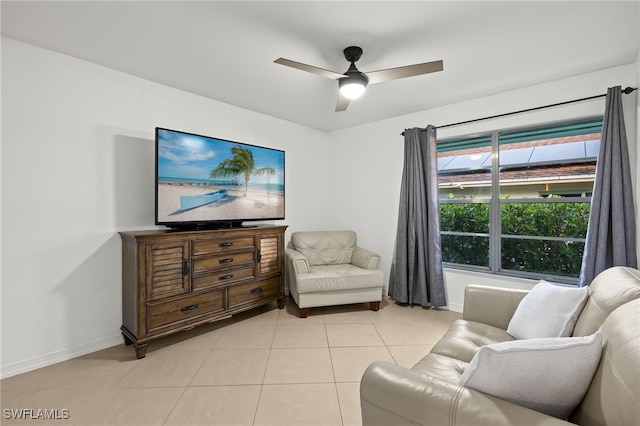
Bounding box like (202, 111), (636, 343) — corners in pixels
(250, 287), (263, 294)
(219, 274), (234, 281)
(219, 242), (233, 247)
(219, 258), (234, 264)
(180, 304), (198, 312)
(182, 259), (190, 276)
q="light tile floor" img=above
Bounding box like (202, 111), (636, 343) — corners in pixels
(1, 296), (461, 426)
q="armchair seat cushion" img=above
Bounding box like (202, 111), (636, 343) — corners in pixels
(296, 264), (384, 294)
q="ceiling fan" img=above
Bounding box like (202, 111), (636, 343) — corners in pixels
(274, 46), (443, 112)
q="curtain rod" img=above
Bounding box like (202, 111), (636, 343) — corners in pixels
(401, 86), (637, 136)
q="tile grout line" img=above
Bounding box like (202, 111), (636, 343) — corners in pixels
(161, 386), (190, 426)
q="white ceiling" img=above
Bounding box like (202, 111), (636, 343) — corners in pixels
(2, 1), (639, 132)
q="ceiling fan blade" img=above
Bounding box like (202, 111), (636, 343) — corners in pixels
(366, 60), (444, 84)
(335, 93), (350, 112)
(274, 58), (345, 80)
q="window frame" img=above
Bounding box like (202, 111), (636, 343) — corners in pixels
(438, 117), (603, 285)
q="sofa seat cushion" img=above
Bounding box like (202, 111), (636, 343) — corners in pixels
(412, 353), (469, 383)
(295, 264), (384, 294)
(430, 319), (515, 363)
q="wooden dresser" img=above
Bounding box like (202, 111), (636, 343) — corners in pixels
(119, 225), (287, 358)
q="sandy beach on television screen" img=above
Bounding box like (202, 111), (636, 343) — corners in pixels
(157, 183), (284, 223)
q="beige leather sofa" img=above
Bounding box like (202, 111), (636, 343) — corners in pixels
(285, 230), (384, 318)
(361, 266), (640, 426)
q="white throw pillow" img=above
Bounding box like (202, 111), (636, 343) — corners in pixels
(507, 280), (589, 339)
(457, 332), (603, 419)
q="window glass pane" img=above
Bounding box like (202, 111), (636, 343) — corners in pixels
(499, 120), (603, 144)
(440, 203), (489, 233)
(501, 239), (585, 277)
(501, 202), (590, 238)
(442, 235), (490, 267)
(498, 120), (602, 200)
(440, 203), (489, 267)
(438, 135), (492, 201)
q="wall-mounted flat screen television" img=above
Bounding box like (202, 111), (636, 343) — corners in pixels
(155, 127), (285, 229)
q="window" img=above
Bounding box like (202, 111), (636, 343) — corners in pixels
(438, 118), (602, 283)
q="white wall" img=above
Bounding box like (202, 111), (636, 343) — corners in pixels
(329, 62), (638, 312)
(0, 38), (330, 377)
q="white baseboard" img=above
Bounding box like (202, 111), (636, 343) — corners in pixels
(1, 334), (123, 379)
(446, 302), (463, 313)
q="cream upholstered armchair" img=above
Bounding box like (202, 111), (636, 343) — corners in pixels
(285, 230), (384, 318)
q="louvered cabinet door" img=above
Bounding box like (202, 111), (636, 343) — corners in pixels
(145, 241), (190, 301)
(257, 233), (282, 277)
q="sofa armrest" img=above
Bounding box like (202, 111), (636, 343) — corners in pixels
(360, 361), (568, 426)
(285, 248), (310, 274)
(462, 285), (529, 330)
(351, 246), (381, 270)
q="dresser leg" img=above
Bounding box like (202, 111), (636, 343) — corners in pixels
(134, 344), (148, 359)
(122, 333), (134, 346)
(121, 327), (148, 358)
(277, 297), (286, 309)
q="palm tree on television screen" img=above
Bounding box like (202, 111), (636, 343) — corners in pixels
(210, 146), (275, 196)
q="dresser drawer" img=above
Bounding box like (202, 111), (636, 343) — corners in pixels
(228, 278), (280, 308)
(192, 251), (255, 273)
(147, 290), (225, 332)
(192, 237), (255, 255)
(192, 266), (255, 290)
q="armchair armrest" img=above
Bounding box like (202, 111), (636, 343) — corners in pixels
(360, 361), (567, 426)
(351, 246), (381, 270)
(462, 285), (529, 330)
(285, 248), (310, 274)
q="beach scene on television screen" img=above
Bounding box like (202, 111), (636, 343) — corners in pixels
(157, 129), (285, 223)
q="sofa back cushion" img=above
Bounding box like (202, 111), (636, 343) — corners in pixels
(572, 266), (640, 337)
(570, 298), (640, 425)
(291, 231), (356, 266)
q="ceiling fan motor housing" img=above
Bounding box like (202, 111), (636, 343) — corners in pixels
(340, 65), (369, 86)
(343, 46), (363, 63)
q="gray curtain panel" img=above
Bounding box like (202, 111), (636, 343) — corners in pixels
(579, 86), (637, 287)
(389, 126), (446, 307)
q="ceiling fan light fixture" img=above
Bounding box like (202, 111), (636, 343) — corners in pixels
(339, 72), (368, 99)
(275, 45), (443, 111)
(339, 81), (366, 99)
